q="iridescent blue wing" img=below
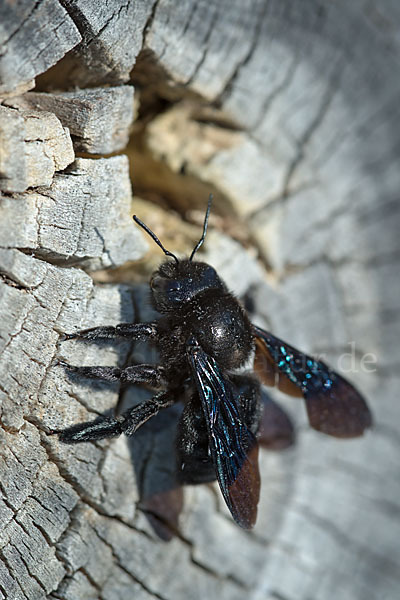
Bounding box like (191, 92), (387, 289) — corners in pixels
(187, 338), (260, 529)
(253, 325), (372, 438)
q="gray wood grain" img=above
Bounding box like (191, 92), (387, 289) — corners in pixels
(1, 1), (399, 600)
(0, 157), (146, 270)
(0, 164), (146, 598)
(0, 105), (74, 193)
(10, 87), (135, 154)
(51, 0), (156, 87)
(0, 0), (81, 96)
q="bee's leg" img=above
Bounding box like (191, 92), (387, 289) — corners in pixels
(176, 393), (216, 485)
(57, 391), (175, 444)
(231, 373), (295, 448)
(61, 322), (157, 341)
(58, 362), (167, 388)
(230, 374), (262, 435)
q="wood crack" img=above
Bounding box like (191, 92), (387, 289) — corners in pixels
(291, 502), (400, 579)
(184, 4), (219, 87)
(0, 1), (42, 50)
(0, 549), (28, 600)
(93, 528), (169, 600)
(218, 0), (269, 104)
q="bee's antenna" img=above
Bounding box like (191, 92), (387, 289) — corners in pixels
(189, 194), (213, 261)
(133, 215), (179, 264)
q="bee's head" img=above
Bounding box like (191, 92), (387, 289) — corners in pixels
(133, 196), (225, 313)
(150, 259), (224, 312)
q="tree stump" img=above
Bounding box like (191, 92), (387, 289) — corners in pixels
(1, 2), (399, 599)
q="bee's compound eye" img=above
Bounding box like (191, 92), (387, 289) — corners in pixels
(151, 276), (181, 295)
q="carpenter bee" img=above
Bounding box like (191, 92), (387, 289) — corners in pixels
(57, 198), (372, 529)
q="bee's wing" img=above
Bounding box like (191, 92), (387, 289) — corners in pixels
(187, 338), (260, 529)
(258, 389), (295, 450)
(253, 325), (372, 438)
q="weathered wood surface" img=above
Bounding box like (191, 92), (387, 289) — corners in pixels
(0, 157), (144, 270)
(0, 1), (399, 600)
(0, 0), (81, 96)
(8, 87), (135, 154)
(0, 104), (74, 193)
(38, 0), (156, 88)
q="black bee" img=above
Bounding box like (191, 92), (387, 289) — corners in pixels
(57, 198), (372, 529)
